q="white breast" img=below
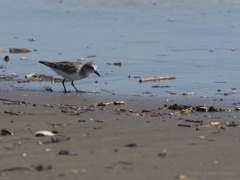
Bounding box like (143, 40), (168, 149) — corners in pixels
(51, 68), (86, 80)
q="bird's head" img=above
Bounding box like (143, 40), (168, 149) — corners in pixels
(85, 62), (101, 77)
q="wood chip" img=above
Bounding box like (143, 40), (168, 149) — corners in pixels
(9, 48), (31, 53)
(211, 122), (222, 125)
(201, 125), (211, 127)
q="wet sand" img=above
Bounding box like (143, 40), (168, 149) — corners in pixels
(1, 0), (240, 179)
(0, 89), (239, 180)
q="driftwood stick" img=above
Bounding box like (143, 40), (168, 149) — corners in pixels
(25, 72), (37, 79)
(139, 77), (176, 83)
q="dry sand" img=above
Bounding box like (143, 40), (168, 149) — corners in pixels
(0, 88), (239, 180)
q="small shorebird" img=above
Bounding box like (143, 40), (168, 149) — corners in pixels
(39, 61), (100, 93)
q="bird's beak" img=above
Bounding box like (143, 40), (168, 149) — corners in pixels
(94, 71), (101, 77)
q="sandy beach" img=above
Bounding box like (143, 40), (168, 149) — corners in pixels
(0, 88), (240, 180)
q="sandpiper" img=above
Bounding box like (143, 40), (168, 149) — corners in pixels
(39, 61), (100, 93)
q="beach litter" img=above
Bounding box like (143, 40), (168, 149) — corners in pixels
(165, 91), (176, 95)
(4, 56), (10, 62)
(42, 86), (53, 92)
(92, 101), (126, 107)
(139, 76), (176, 83)
(77, 58), (84, 61)
(125, 143), (138, 147)
(213, 99), (223, 101)
(95, 120), (104, 123)
(168, 18), (175, 22)
(106, 62), (122, 67)
(185, 120), (203, 123)
(35, 131), (55, 136)
(178, 124), (191, 127)
(4, 111), (24, 115)
(8, 73), (18, 77)
(58, 149), (78, 156)
(61, 109), (77, 113)
(3, 100), (25, 105)
(28, 38), (36, 41)
(113, 62), (122, 67)
(9, 48), (31, 53)
(1, 128), (14, 136)
(116, 109), (133, 112)
(168, 104), (240, 112)
(25, 72), (37, 79)
(210, 122), (222, 125)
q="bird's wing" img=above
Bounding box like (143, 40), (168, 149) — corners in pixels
(45, 61), (84, 74)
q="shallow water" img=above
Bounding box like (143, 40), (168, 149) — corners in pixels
(1, 0), (240, 102)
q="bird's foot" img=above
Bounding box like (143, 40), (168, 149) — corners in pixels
(64, 90), (71, 93)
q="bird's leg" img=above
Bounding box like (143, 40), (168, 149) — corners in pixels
(62, 79), (68, 93)
(71, 81), (79, 92)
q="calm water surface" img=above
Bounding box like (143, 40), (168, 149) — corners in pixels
(0, 0), (240, 102)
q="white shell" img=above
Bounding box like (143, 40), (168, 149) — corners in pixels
(35, 130), (55, 136)
(77, 58), (85, 61)
(9, 73), (18, 77)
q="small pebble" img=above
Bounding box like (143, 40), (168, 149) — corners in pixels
(168, 18), (175, 22)
(28, 38), (36, 41)
(77, 58), (84, 61)
(4, 56), (10, 61)
(20, 57), (27, 60)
